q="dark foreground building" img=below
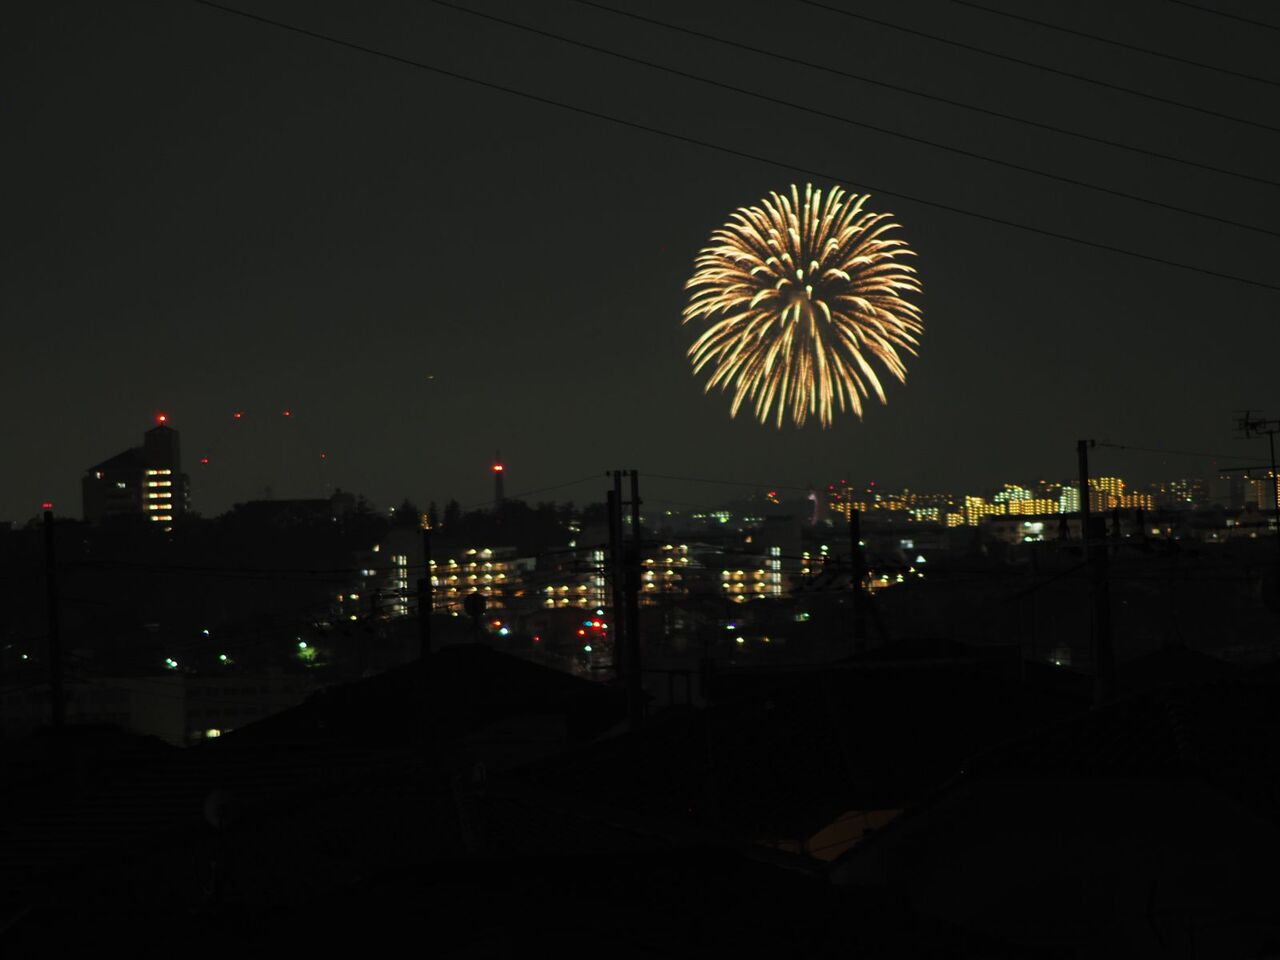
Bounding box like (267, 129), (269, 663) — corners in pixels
(3, 642), (1279, 956)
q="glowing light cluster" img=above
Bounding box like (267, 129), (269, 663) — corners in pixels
(683, 183), (923, 428)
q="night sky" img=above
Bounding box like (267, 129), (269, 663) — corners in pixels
(5, 0), (1277, 522)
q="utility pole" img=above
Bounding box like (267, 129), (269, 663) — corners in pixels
(417, 522), (433, 657)
(1234, 412), (1280, 593)
(43, 507), (64, 728)
(626, 470), (643, 730)
(1077, 439), (1092, 547)
(1078, 440), (1114, 707)
(607, 478), (626, 684)
(849, 508), (867, 652)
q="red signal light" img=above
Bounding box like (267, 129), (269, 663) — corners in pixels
(282, 410), (292, 418)
(199, 457), (209, 466)
(233, 411), (243, 420)
(156, 413), (168, 424)
(41, 501), (53, 510)
(493, 464), (504, 473)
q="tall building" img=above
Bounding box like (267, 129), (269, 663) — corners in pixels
(1245, 472), (1279, 511)
(82, 417), (188, 526)
(1210, 473), (1246, 509)
(1150, 477), (1207, 510)
(993, 484), (1057, 516)
(963, 496), (1002, 526)
(1059, 484), (1081, 514)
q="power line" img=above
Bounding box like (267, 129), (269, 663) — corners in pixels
(458, 474), (602, 511)
(646, 472), (812, 493)
(427, 0), (1279, 239)
(799, 0), (1280, 135)
(564, 0), (1280, 189)
(63, 539), (612, 580)
(1164, 0), (1280, 32)
(1094, 441), (1269, 462)
(951, 0), (1280, 88)
(185, 0), (1280, 293)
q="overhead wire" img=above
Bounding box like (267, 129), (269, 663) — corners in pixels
(1164, 0), (1280, 32)
(799, 0), (1280, 135)
(563, 0), (1280, 189)
(426, 0), (1278, 239)
(1094, 441), (1269, 462)
(950, 0), (1280, 88)
(646, 472), (812, 493)
(458, 473), (603, 511)
(186, 0), (1280, 293)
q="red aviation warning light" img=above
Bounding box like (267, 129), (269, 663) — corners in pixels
(282, 409), (292, 418)
(492, 463), (503, 472)
(233, 411), (243, 420)
(199, 457), (210, 466)
(155, 412), (168, 425)
(41, 501), (53, 511)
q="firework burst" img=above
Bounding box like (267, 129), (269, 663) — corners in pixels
(683, 183), (923, 428)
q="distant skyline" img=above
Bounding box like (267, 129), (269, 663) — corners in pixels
(4, 0), (1276, 521)
(25, 410), (1272, 524)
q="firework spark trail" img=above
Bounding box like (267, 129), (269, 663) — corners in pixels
(684, 184), (923, 428)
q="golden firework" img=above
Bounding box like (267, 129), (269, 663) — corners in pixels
(683, 183), (923, 428)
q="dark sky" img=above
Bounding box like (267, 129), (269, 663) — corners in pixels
(4, 0), (1277, 521)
